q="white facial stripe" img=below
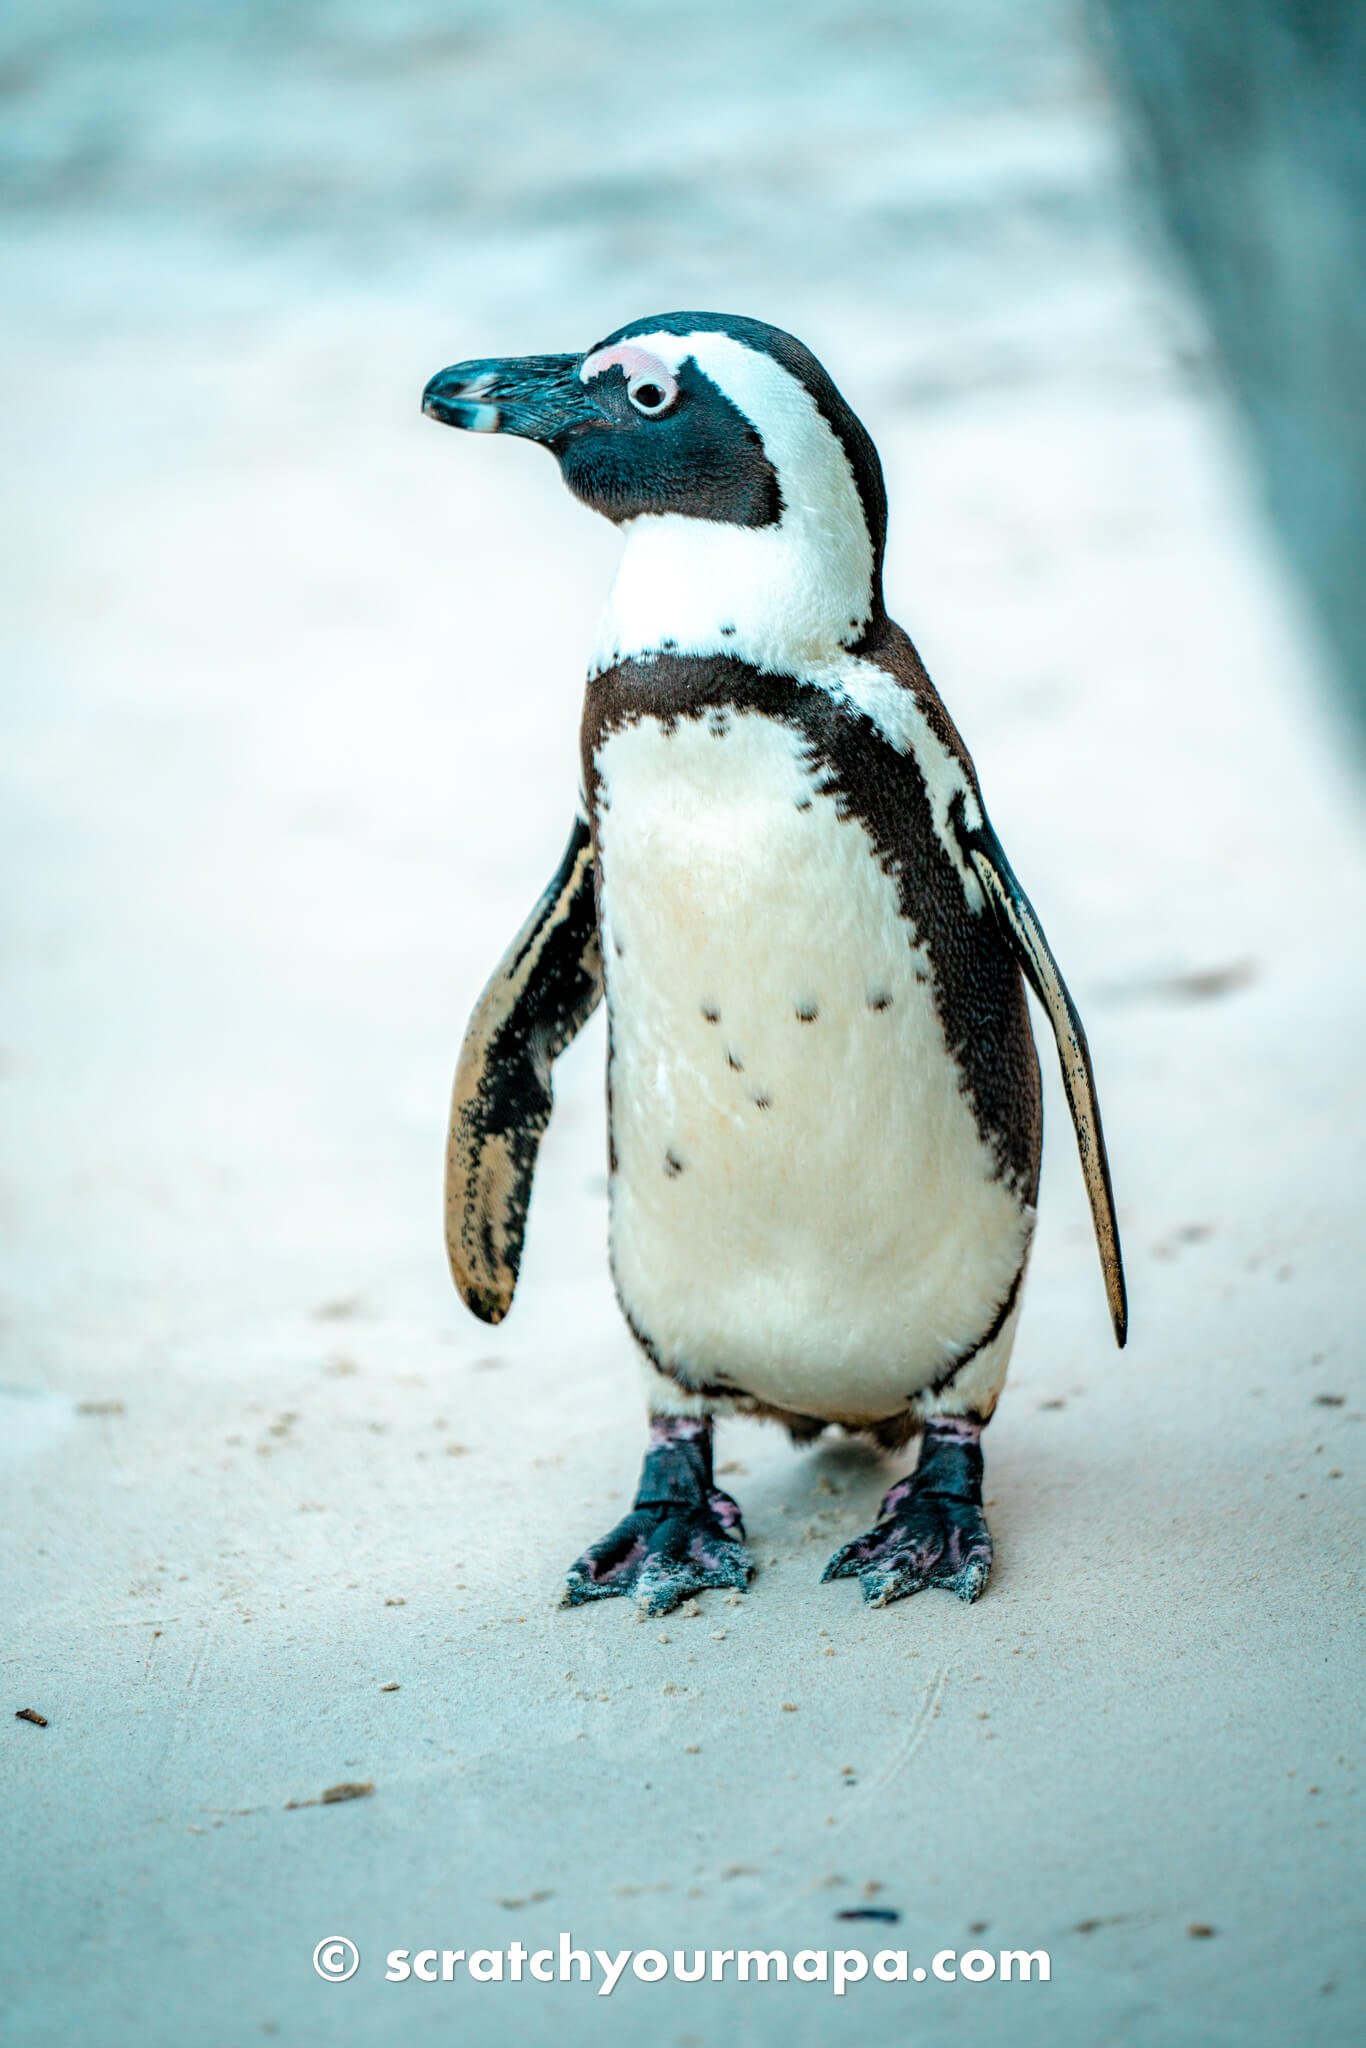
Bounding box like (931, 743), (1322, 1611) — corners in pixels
(591, 330), (875, 676)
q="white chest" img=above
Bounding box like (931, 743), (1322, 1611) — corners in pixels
(591, 708), (1032, 1418)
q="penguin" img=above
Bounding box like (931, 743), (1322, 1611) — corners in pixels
(422, 313), (1126, 1617)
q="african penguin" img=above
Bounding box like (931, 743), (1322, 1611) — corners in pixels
(423, 313), (1126, 1616)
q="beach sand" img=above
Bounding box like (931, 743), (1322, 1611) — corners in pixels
(1, 4), (1361, 2041)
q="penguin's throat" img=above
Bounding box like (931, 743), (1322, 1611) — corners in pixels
(591, 510), (879, 676)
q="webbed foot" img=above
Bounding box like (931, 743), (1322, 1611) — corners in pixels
(822, 1417), (992, 1606)
(563, 1415), (753, 1617)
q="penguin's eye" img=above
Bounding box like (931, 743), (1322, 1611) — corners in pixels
(628, 374), (676, 418)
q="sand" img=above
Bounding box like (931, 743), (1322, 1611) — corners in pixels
(1, 3), (1361, 2043)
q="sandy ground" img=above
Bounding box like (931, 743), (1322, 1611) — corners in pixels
(1, 4), (1362, 2044)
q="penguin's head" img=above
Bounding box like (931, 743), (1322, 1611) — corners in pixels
(424, 314), (889, 670)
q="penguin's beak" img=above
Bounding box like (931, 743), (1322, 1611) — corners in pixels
(421, 353), (598, 445)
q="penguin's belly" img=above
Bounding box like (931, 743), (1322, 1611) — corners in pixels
(594, 709), (1033, 1420)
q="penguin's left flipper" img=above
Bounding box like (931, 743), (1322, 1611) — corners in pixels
(445, 810), (603, 1325)
(955, 803), (1128, 1347)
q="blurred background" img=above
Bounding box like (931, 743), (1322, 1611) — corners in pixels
(2, 5), (1362, 2047)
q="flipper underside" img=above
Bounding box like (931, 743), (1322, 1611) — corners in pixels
(445, 811), (603, 1322)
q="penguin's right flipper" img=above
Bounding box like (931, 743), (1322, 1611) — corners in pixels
(445, 810), (603, 1323)
(957, 807), (1128, 1348)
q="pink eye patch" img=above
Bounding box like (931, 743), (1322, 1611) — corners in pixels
(580, 342), (679, 409)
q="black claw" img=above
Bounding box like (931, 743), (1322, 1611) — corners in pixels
(862, 1569), (928, 1608)
(819, 1542), (866, 1583)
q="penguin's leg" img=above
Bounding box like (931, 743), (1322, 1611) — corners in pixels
(822, 1415), (992, 1606)
(822, 1271), (1026, 1608)
(562, 1395), (753, 1618)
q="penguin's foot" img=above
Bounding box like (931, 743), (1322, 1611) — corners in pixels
(562, 1498), (752, 1616)
(822, 1416), (992, 1607)
(562, 1415), (753, 1618)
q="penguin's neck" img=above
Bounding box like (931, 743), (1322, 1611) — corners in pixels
(590, 500), (883, 679)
